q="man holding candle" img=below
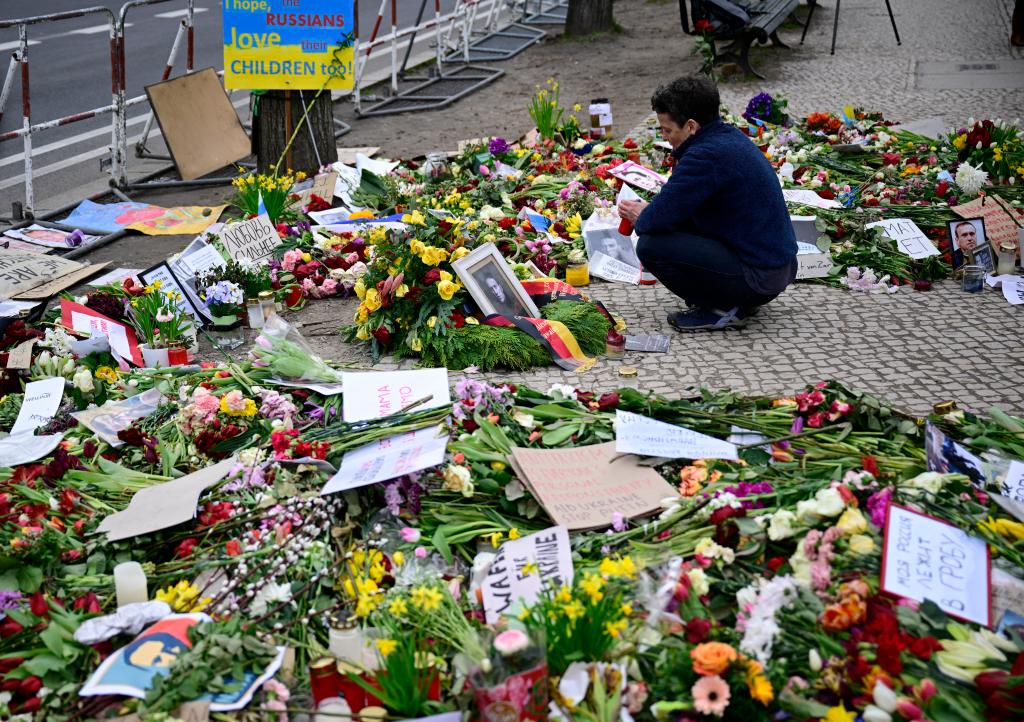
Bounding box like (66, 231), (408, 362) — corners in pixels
(617, 75), (798, 331)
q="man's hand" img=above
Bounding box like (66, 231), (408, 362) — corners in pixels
(617, 199), (649, 224)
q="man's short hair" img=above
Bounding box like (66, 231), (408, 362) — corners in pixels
(954, 221), (974, 235)
(651, 75), (721, 127)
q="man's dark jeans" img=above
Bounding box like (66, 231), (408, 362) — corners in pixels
(636, 230), (783, 311)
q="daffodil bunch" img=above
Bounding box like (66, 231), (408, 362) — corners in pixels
(129, 281), (193, 349)
(519, 556), (640, 675)
(155, 579), (211, 612)
(230, 168), (304, 223)
(528, 78), (569, 141)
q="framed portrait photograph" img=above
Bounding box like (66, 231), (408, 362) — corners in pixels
(947, 217), (988, 270)
(607, 160), (667, 192)
(969, 244), (995, 274)
(452, 243), (540, 319)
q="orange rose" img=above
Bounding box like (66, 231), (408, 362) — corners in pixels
(690, 642), (738, 676)
(820, 604), (853, 632)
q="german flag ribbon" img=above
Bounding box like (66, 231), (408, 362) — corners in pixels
(482, 314), (595, 372)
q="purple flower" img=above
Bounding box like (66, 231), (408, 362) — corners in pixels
(790, 415), (804, 434)
(488, 137), (510, 155)
(384, 482), (403, 516)
(867, 487), (893, 528)
(611, 512), (626, 532)
(0, 590), (24, 610)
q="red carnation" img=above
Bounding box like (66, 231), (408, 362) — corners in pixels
(622, 138), (638, 149)
(175, 538), (199, 558)
(685, 617), (711, 643)
(498, 217), (516, 230)
(225, 540), (242, 557)
(372, 326), (392, 345)
(422, 268), (442, 285)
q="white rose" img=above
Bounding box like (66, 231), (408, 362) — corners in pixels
(904, 472), (945, 495)
(767, 509), (798, 540)
(812, 487), (846, 517)
(687, 568), (710, 596)
(795, 498), (819, 524)
(513, 411), (536, 429)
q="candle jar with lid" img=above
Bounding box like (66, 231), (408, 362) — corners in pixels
(961, 265), (984, 293)
(996, 242), (1018, 275)
(258, 290), (277, 323)
(617, 365), (638, 390)
(605, 329), (625, 358)
(422, 152), (449, 179)
(246, 298), (264, 329)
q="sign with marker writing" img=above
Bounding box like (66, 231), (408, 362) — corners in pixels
(11, 377), (65, 436)
(0, 250), (83, 299)
(783, 188), (842, 209)
(624, 334), (670, 353)
(482, 526), (573, 623)
(510, 442), (678, 531)
(320, 426), (448, 495)
(866, 218), (939, 259)
(291, 171), (339, 208)
(616, 410), (739, 460)
(1001, 275), (1024, 305)
(220, 214), (282, 264)
(881, 504), (990, 626)
(340, 368), (450, 423)
(223, 0), (355, 91)
(1001, 460), (1024, 504)
(5, 338), (35, 369)
(590, 252), (640, 284)
(61, 300), (143, 367)
(796, 242), (833, 279)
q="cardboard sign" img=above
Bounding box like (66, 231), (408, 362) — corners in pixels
(320, 426), (448, 495)
(881, 504), (990, 626)
(340, 368), (450, 423)
(0, 250), (84, 298)
(796, 243), (834, 279)
(783, 188), (842, 209)
(80, 612), (285, 711)
(624, 335), (670, 353)
(292, 171), (339, 207)
(220, 214), (281, 264)
(223, 0), (355, 91)
(482, 526), (573, 623)
(5, 338), (35, 369)
(97, 459), (236, 541)
(615, 410), (739, 460)
(11, 377), (65, 436)
(590, 252), (641, 284)
(509, 442), (679, 531)
(866, 218), (939, 259)
(61, 300), (143, 367)
(72, 388), (163, 446)
(0, 433), (63, 467)
(12, 262), (109, 300)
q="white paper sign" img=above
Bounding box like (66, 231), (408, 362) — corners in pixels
(341, 368), (450, 422)
(796, 248), (834, 279)
(267, 378), (345, 396)
(882, 505), (990, 626)
(220, 214), (281, 264)
(1001, 275), (1024, 305)
(0, 299), (40, 318)
(866, 218), (939, 259)
(1001, 460), (1024, 504)
(11, 377), (65, 436)
(783, 188), (842, 209)
(615, 410), (739, 460)
(68, 310), (135, 365)
(590, 252), (641, 284)
(482, 526), (574, 624)
(0, 432), (63, 467)
(320, 426), (448, 495)
(172, 241), (226, 281)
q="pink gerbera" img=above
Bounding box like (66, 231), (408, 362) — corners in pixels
(692, 675), (730, 717)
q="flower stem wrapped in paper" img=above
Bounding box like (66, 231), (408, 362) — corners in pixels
(249, 315), (344, 384)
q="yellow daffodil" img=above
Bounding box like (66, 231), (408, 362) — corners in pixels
(389, 597), (408, 616)
(981, 516), (1024, 540)
(952, 134), (967, 151)
(155, 580), (210, 612)
(555, 586), (572, 604)
(487, 531), (503, 548)
(520, 561), (539, 576)
(562, 599), (585, 621)
(507, 526), (519, 539)
(580, 573), (605, 603)
(410, 585), (443, 611)
(620, 603), (633, 617)
(375, 638), (398, 658)
(605, 619), (628, 638)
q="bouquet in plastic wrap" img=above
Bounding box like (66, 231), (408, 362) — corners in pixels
(250, 315), (344, 384)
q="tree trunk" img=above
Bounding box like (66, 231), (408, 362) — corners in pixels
(252, 90), (338, 176)
(565, 0), (615, 37)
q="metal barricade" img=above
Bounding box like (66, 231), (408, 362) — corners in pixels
(0, 0), (197, 217)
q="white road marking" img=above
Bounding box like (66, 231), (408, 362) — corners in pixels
(0, 40), (40, 52)
(155, 8), (208, 19)
(68, 23), (133, 36)
(0, 94), (250, 189)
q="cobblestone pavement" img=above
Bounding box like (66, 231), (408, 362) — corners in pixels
(288, 0), (1024, 417)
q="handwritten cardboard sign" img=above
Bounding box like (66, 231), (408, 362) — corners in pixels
(482, 526), (573, 623)
(97, 459), (235, 541)
(615, 410), (739, 460)
(291, 171), (339, 208)
(12, 262), (109, 300)
(0, 250), (84, 298)
(881, 504), (990, 626)
(953, 196), (1021, 250)
(796, 242), (834, 279)
(11, 377), (65, 436)
(510, 442), (679, 531)
(590, 252), (640, 284)
(220, 213), (281, 264)
(340, 368), (450, 423)
(1001, 460), (1024, 504)
(5, 338), (35, 369)
(320, 426), (448, 495)
(865, 218), (939, 259)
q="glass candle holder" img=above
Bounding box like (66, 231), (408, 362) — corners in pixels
(618, 365), (638, 390)
(961, 265), (985, 293)
(210, 319), (245, 350)
(605, 329), (625, 358)
(996, 242), (1018, 275)
(565, 261), (589, 287)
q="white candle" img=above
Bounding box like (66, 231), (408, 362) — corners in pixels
(327, 625), (363, 663)
(313, 697), (351, 722)
(113, 562), (148, 607)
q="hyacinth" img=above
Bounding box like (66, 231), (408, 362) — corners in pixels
(743, 92), (774, 122)
(203, 280), (244, 307)
(954, 161), (989, 196)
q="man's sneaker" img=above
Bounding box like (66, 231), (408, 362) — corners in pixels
(667, 306), (749, 332)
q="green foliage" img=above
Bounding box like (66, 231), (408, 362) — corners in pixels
(420, 324), (551, 371)
(542, 300), (611, 357)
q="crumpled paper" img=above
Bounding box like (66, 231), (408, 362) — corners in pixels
(73, 600), (172, 645)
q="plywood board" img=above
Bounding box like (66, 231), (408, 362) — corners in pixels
(146, 68), (251, 181)
(12, 263), (109, 299)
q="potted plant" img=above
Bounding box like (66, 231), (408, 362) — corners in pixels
(202, 280), (246, 350)
(130, 282), (194, 367)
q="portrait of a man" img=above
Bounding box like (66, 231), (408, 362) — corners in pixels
(947, 217), (987, 269)
(476, 265), (530, 317)
(587, 228), (640, 267)
(452, 243), (541, 319)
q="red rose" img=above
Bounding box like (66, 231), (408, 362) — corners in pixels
(685, 617), (711, 643)
(935, 180), (949, 196)
(422, 268), (442, 285)
(18, 676), (42, 697)
(623, 138), (638, 149)
(694, 18), (714, 33)
(597, 392), (620, 411)
(450, 310), (466, 329)
(175, 538), (199, 558)
(882, 152), (901, 166)
(767, 556), (787, 573)
(816, 188), (836, 200)
(908, 635), (941, 659)
(498, 217), (516, 230)
(372, 326), (392, 345)
(225, 540), (242, 557)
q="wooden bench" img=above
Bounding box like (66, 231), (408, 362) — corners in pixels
(680, 0), (802, 78)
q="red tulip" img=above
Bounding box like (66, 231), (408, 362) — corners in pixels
(17, 676), (42, 697)
(29, 593), (48, 618)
